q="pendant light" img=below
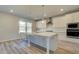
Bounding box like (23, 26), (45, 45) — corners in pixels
(41, 5), (46, 24)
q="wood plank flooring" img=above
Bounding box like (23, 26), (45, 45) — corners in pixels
(54, 40), (79, 54)
(0, 39), (46, 54)
(0, 39), (79, 54)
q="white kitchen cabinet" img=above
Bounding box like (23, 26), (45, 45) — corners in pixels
(53, 16), (67, 27)
(52, 14), (73, 34)
(53, 14), (73, 28)
(53, 16), (66, 33)
(65, 14), (73, 23)
(72, 12), (79, 22)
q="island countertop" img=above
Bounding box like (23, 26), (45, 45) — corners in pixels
(28, 32), (57, 37)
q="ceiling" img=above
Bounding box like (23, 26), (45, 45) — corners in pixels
(0, 5), (79, 20)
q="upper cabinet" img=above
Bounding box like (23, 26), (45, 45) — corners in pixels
(52, 14), (73, 33)
(65, 14), (73, 23)
(53, 13), (76, 28)
(72, 12), (79, 22)
(53, 15), (67, 27)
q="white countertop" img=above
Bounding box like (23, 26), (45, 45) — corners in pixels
(28, 32), (57, 37)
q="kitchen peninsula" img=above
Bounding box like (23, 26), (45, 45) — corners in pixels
(27, 32), (58, 54)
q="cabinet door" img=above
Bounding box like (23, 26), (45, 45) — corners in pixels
(53, 14), (73, 27)
(53, 14), (73, 33)
(72, 12), (79, 22)
(53, 16), (65, 33)
(53, 16), (66, 27)
(65, 14), (73, 23)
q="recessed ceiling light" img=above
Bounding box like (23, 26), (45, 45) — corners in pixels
(10, 9), (13, 13)
(41, 20), (44, 23)
(60, 9), (64, 11)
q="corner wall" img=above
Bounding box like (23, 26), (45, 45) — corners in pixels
(0, 13), (28, 42)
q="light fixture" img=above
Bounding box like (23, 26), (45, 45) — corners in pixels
(41, 5), (47, 18)
(41, 20), (44, 23)
(41, 5), (46, 21)
(60, 8), (64, 11)
(10, 9), (13, 13)
(41, 5), (53, 25)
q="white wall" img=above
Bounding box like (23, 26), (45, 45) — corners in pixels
(0, 13), (28, 42)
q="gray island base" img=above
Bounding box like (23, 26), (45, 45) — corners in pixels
(27, 32), (58, 54)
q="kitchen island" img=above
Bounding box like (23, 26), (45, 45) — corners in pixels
(27, 32), (58, 54)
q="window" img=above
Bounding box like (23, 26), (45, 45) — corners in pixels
(19, 21), (26, 33)
(27, 22), (32, 33)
